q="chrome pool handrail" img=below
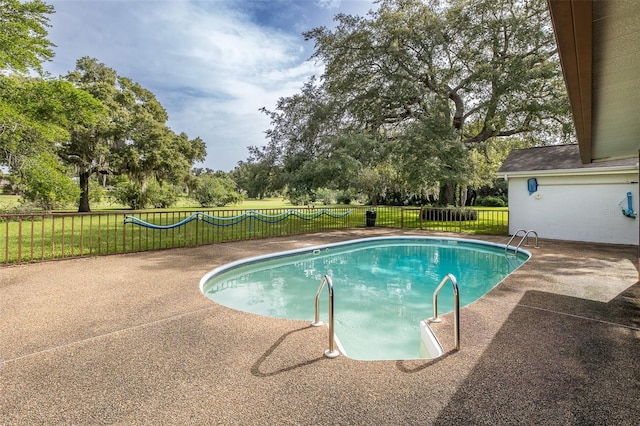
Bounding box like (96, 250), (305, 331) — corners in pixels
(428, 273), (460, 351)
(311, 275), (339, 358)
(505, 229), (539, 255)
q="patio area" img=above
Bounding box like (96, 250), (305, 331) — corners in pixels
(1, 229), (639, 425)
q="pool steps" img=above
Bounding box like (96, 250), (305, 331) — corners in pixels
(314, 273), (459, 359)
(419, 321), (444, 358)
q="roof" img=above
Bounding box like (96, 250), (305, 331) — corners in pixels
(498, 144), (638, 174)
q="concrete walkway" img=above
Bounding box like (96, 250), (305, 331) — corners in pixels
(1, 229), (639, 425)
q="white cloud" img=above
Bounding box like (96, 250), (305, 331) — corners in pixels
(43, 0), (373, 171)
(316, 0), (342, 9)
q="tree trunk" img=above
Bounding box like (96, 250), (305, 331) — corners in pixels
(78, 170), (91, 212)
(439, 182), (456, 206)
(459, 185), (468, 207)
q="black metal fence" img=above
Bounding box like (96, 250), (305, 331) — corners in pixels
(0, 206), (508, 265)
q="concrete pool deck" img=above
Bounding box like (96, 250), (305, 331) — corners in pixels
(1, 229), (639, 425)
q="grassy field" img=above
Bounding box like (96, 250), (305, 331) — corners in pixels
(0, 197), (508, 264)
(0, 194), (19, 209)
(0, 194), (325, 212)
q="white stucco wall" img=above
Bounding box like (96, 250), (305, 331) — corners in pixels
(507, 170), (639, 245)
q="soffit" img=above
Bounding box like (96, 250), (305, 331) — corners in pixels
(591, 0), (640, 161)
(548, 0), (640, 163)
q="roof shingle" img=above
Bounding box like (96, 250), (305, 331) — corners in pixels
(498, 144), (637, 173)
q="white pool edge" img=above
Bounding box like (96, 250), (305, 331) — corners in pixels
(199, 235), (532, 294)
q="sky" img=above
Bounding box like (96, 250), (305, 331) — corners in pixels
(41, 0), (377, 172)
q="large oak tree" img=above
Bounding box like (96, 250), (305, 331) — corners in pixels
(259, 0), (573, 205)
(63, 57), (206, 212)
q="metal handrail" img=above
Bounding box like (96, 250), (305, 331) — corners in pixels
(505, 229), (539, 255)
(427, 273), (460, 351)
(516, 230), (539, 251)
(311, 275), (339, 358)
(505, 229), (526, 254)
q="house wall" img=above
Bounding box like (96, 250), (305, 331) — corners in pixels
(507, 172), (639, 245)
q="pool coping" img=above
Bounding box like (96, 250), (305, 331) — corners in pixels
(199, 235), (532, 294)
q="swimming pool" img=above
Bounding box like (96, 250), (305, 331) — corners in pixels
(200, 236), (530, 360)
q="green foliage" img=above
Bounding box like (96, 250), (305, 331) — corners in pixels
(0, 0), (55, 74)
(467, 137), (533, 190)
(336, 189), (362, 205)
(192, 173), (243, 207)
(256, 0), (573, 206)
(62, 57), (206, 212)
(110, 177), (179, 210)
(1, 173), (17, 194)
(17, 152), (80, 211)
(394, 114), (471, 189)
(144, 180), (178, 209)
(476, 195), (507, 207)
(284, 187), (309, 206)
(477, 178), (508, 199)
(88, 179), (105, 204)
(232, 145), (284, 199)
(0, 75), (103, 173)
(315, 188), (336, 205)
(112, 180), (145, 210)
(0, 200), (38, 215)
(352, 163), (396, 205)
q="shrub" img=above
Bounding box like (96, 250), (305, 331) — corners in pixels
(110, 178), (180, 210)
(476, 195), (507, 207)
(1, 176), (18, 194)
(192, 174), (242, 207)
(145, 180), (178, 208)
(336, 191), (351, 205)
(112, 181), (145, 209)
(0, 200), (40, 216)
(316, 188), (336, 205)
(421, 207), (478, 221)
(18, 153), (80, 211)
(284, 188), (309, 206)
(88, 179), (105, 204)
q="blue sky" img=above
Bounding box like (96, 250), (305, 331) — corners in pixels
(42, 0), (377, 171)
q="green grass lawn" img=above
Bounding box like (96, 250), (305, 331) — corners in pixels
(0, 196), (508, 264)
(0, 194), (20, 209)
(88, 196), (358, 211)
(0, 199), (359, 263)
(0, 194), (303, 212)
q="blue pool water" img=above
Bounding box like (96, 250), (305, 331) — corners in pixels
(200, 237), (529, 360)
